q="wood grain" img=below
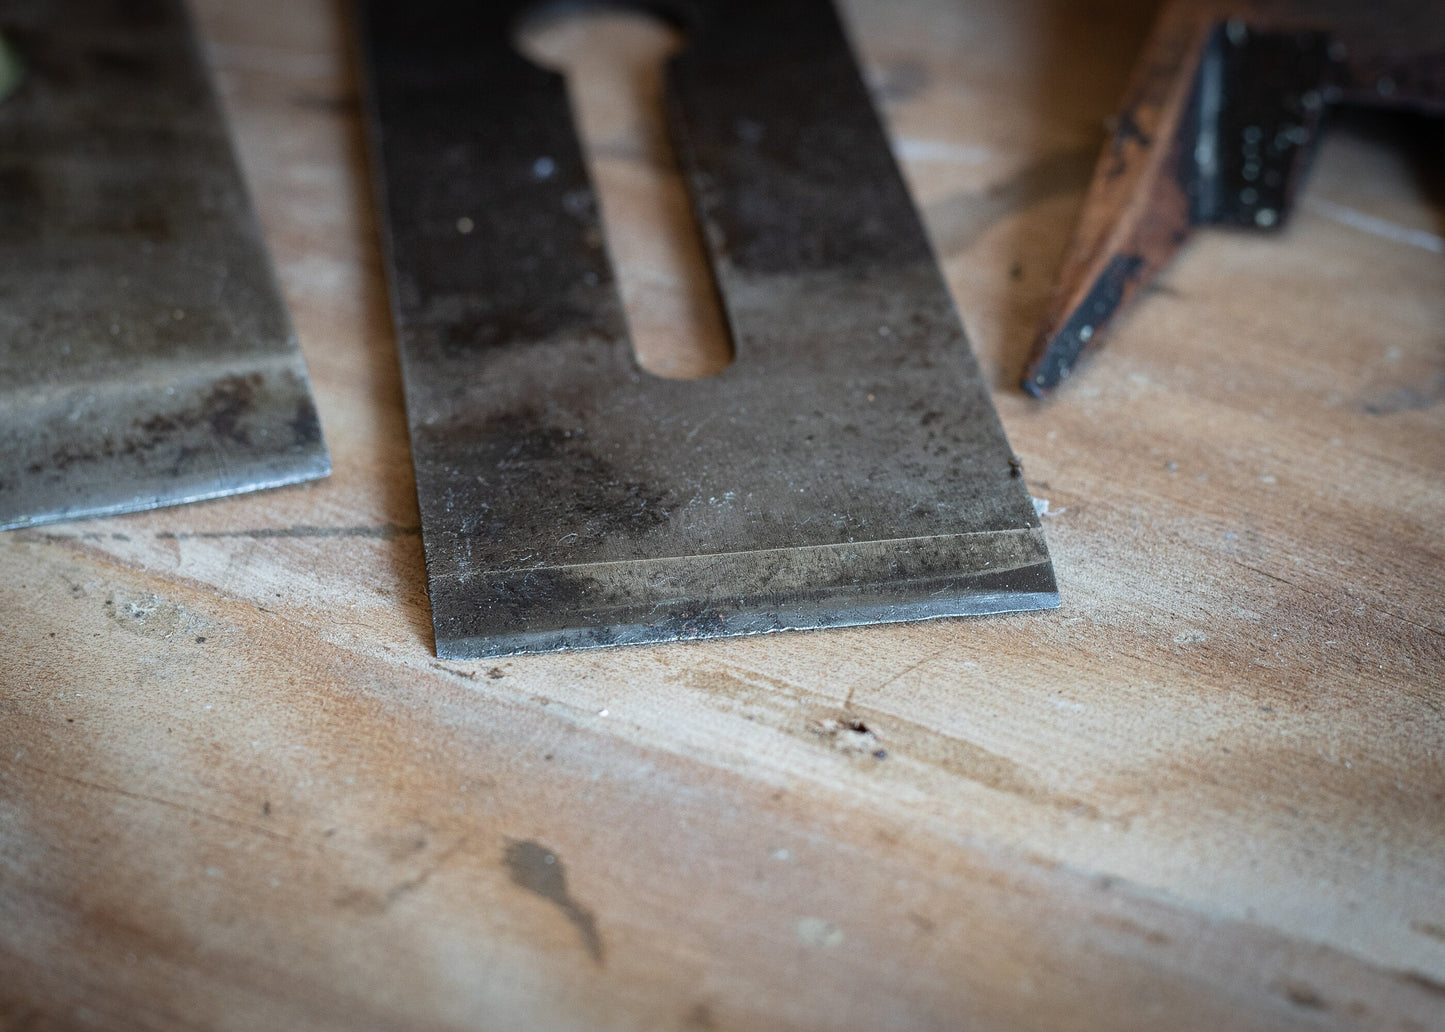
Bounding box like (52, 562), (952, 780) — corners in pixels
(2, 0), (1442, 1029)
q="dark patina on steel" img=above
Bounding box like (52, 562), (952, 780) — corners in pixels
(0, 0), (329, 530)
(361, 0), (1058, 658)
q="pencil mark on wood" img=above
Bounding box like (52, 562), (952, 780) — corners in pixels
(684, 1001), (717, 1030)
(1221, 554), (1445, 642)
(907, 912), (936, 934)
(155, 523), (421, 541)
(13, 760), (287, 842)
(503, 839), (604, 964)
(381, 838), (469, 907)
(1411, 919), (1445, 943)
(430, 663), (476, 681)
(1275, 979), (1328, 1010)
(335, 837), (470, 915)
(1359, 372), (1445, 415)
(1396, 970), (1445, 999)
(847, 651), (943, 707)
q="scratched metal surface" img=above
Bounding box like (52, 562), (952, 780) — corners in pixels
(0, 0), (330, 531)
(362, 0), (1057, 659)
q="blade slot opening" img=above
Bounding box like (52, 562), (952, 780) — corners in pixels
(516, 5), (733, 380)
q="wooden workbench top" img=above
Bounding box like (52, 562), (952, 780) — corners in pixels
(3, 1), (1442, 1029)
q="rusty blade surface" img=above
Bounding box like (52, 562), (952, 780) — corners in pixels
(0, 0), (329, 531)
(361, 0), (1057, 659)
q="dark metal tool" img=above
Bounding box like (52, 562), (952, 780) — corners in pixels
(361, 0), (1058, 659)
(1025, 0), (1445, 396)
(0, 0), (330, 530)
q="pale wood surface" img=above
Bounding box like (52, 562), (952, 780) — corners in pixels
(3, 1), (1444, 1029)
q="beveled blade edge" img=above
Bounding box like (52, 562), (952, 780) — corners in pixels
(0, 351), (331, 531)
(432, 528), (1059, 659)
(0, 460), (333, 533)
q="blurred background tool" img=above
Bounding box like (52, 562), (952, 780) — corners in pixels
(1024, 0), (1445, 396)
(0, 0), (329, 530)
